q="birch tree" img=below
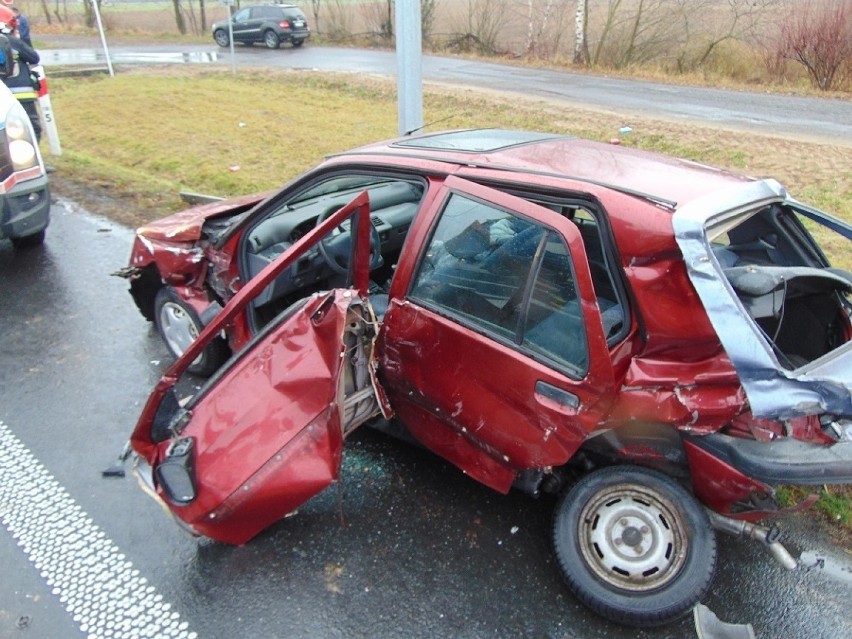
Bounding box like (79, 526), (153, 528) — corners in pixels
(574, 0), (589, 64)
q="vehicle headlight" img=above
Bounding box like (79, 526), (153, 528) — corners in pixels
(155, 437), (198, 506)
(5, 104), (39, 171)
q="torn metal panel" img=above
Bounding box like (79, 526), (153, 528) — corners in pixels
(136, 191), (268, 242)
(673, 179), (852, 419)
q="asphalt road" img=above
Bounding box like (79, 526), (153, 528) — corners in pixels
(37, 39), (852, 146)
(1, 197), (852, 638)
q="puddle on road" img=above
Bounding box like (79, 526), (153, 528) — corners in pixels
(799, 550), (852, 586)
(41, 49), (220, 66)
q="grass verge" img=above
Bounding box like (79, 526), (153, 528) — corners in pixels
(47, 66), (851, 227)
(46, 66), (851, 535)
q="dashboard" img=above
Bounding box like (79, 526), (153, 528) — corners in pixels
(243, 179), (424, 306)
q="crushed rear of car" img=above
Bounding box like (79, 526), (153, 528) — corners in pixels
(120, 129), (852, 628)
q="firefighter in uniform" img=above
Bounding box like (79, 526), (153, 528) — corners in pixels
(0, 6), (40, 141)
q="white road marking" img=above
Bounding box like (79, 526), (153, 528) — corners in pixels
(0, 421), (197, 639)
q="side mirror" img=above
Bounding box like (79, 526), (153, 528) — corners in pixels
(0, 34), (13, 79)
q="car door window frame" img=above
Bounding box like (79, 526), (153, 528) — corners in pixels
(406, 179), (609, 380)
(468, 181), (631, 346)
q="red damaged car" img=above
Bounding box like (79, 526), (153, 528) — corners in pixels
(120, 129), (852, 627)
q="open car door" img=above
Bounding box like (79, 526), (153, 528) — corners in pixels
(130, 192), (383, 545)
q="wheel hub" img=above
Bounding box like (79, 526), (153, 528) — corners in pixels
(159, 301), (202, 366)
(578, 485), (687, 592)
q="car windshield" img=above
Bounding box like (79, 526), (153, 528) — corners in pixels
(287, 176), (398, 207)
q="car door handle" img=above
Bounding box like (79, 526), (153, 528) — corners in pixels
(534, 381), (579, 411)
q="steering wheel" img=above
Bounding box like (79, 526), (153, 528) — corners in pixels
(316, 205), (383, 275)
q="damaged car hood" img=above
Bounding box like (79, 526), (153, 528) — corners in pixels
(136, 191), (272, 242)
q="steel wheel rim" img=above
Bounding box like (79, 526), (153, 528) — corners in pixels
(265, 32), (277, 48)
(577, 483), (687, 592)
(159, 301), (202, 366)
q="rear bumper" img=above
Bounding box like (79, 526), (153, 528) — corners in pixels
(0, 174), (50, 241)
(685, 432), (852, 486)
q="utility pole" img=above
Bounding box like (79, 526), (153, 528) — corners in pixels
(395, 0), (423, 136)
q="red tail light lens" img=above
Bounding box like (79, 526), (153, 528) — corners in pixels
(279, 20), (290, 28)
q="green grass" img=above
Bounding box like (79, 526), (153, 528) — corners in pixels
(47, 68), (851, 227)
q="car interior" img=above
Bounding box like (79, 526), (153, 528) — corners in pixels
(238, 172), (630, 356)
(242, 175), (425, 326)
(710, 203), (851, 368)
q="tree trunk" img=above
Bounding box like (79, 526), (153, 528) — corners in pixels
(172, 0), (187, 35)
(41, 0), (52, 25)
(573, 0), (589, 65)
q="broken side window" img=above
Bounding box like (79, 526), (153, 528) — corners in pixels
(410, 193), (589, 375)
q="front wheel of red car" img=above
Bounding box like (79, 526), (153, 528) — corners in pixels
(552, 466), (716, 627)
(154, 287), (229, 377)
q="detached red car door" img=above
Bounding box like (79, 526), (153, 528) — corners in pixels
(378, 176), (616, 493)
(131, 193), (381, 545)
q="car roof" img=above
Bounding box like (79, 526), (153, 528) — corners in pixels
(245, 3), (299, 9)
(336, 128), (755, 210)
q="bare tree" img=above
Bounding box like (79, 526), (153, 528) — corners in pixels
(325, 0), (353, 40)
(364, 0), (394, 40)
(592, 0), (675, 69)
(779, 0), (852, 90)
(673, 0), (778, 73)
(40, 0), (53, 25)
(524, 0), (566, 58)
(574, 0), (589, 65)
(448, 0), (508, 54)
(422, 0), (439, 44)
(310, 0), (321, 35)
(172, 0), (188, 35)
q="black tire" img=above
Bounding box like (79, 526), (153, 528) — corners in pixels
(154, 287), (229, 377)
(213, 29), (229, 47)
(11, 229), (45, 249)
(292, 39), (304, 48)
(263, 30), (281, 49)
(552, 466), (716, 627)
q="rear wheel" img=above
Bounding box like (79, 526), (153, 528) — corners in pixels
(552, 466), (716, 627)
(213, 29), (229, 47)
(263, 30), (281, 49)
(292, 39), (305, 48)
(154, 287), (229, 377)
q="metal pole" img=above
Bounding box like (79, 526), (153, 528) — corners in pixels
(395, 0), (423, 136)
(223, 0), (236, 75)
(89, 0), (114, 77)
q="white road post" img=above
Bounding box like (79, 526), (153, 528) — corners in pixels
(220, 0), (236, 75)
(395, 0), (423, 136)
(33, 65), (61, 156)
(89, 0), (114, 77)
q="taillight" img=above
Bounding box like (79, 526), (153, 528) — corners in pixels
(279, 20), (290, 28)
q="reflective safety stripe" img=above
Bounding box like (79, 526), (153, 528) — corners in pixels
(9, 88), (37, 100)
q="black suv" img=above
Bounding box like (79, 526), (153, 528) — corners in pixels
(212, 4), (310, 50)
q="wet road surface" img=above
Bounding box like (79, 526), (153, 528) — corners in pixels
(1, 198), (851, 638)
(37, 38), (852, 147)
